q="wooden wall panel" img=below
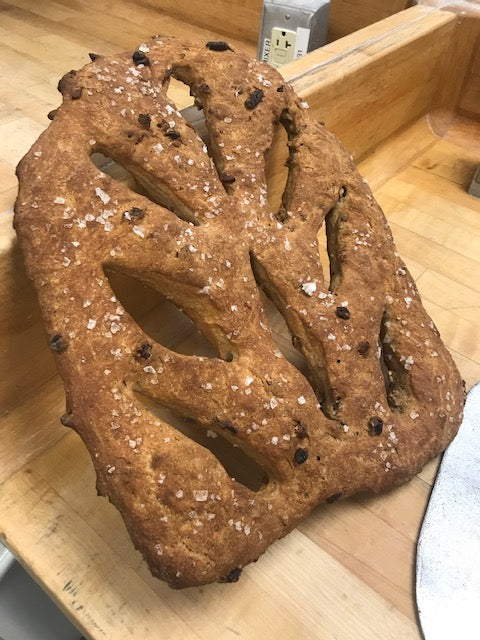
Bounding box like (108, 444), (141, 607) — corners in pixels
(284, 8), (456, 159)
(328, 0), (412, 41)
(138, 0), (263, 44)
(139, 0), (412, 46)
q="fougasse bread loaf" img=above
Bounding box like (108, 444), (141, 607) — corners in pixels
(14, 36), (465, 588)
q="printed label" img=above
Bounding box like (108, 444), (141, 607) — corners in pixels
(262, 37), (271, 62)
(294, 27), (311, 59)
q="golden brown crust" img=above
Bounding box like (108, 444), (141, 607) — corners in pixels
(14, 37), (464, 588)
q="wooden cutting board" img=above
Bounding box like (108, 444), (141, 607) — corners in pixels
(1, 3), (479, 638)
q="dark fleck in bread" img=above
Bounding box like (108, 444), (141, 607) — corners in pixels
(14, 37), (464, 588)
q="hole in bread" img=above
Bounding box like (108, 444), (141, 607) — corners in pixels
(378, 334), (392, 403)
(316, 199), (351, 293)
(91, 152), (146, 193)
(272, 108), (307, 225)
(275, 109), (295, 223)
(379, 313), (411, 412)
(249, 253), (328, 408)
(164, 74), (212, 155)
(90, 151), (200, 226)
(164, 77), (210, 152)
(105, 268), (218, 358)
(133, 392), (269, 492)
(165, 76), (195, 111)
(162, 72), (242, 197)
(324, 203), (345, 293)
(317, 220), (331, 291)
(260, 290), (313, 382)
(264, 121), (289, 215)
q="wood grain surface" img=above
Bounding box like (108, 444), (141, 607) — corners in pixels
(137, 0), (414, 45)
(0, 2), (479, 639)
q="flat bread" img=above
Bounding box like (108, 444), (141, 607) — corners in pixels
(14, 37), (464, 587)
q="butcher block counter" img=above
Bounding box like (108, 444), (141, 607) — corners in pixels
(1, 1), (480, 638)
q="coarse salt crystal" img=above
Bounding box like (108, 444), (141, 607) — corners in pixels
(87, 318), (96, 330)
(110, 322), (121, 334)
(194, 489), (209, 502)
(143, 365), (156, 374)
(269, 397), (278, 409)
(95, 187), (110, 204)
(54, 196), (65, 204)
(302, 281), (317, 296)
(297, 396), (306, 405)
(175, 490), (184, 499)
